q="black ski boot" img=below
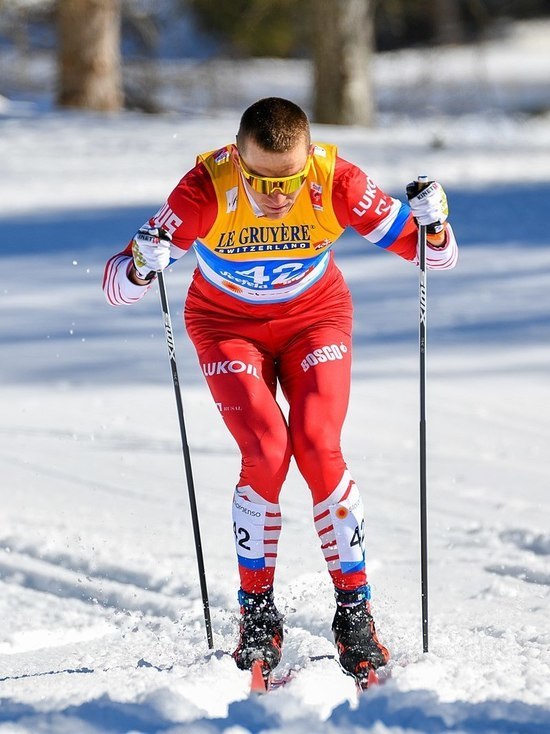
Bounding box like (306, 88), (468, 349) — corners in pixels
(332, 585), (390, 677)
(232, 588), (284, 672)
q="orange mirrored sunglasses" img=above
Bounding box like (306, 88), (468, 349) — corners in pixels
(238, 155), (311, 195)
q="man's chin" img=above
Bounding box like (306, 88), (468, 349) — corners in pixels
(262, 207), (291, 220)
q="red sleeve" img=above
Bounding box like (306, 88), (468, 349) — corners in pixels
(331, 156), (418, 261)
(152, 162), (218, 252)
(103, 163), (219, 304)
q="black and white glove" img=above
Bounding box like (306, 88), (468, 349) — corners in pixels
(131, 226), (172, 281)
(406, 180), (449, 234)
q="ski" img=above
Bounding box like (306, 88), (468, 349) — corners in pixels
(353, 662), (380, 693)
(313, 653), (385, 694)
(249, 660), (295, 694)
(269, 669), (295, 690)
(250, 660), (271, 693)
(248, 654), (385, 695)
(250, 653), (338, 694)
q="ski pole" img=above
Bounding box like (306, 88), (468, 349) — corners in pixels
(407, 175), (430, 653)
(157, 269), (214, 650)
(418, 215), (429, 654)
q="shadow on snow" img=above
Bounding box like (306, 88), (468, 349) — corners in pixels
(1, 687), (550, 734)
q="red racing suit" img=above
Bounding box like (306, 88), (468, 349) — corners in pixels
(104, 142), (458, 593)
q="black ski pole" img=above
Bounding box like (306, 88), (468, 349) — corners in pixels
(157, 269), (214, 649)
(418, 215), (429, 654)
(407, 175), (430, 653)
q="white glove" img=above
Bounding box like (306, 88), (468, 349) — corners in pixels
(407, 180), (449, 231)
(131, 226), (172, 280)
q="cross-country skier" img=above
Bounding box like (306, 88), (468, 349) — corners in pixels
(103, 97), (457, 681)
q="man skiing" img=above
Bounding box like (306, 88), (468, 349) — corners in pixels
(103, 97), (457, 683)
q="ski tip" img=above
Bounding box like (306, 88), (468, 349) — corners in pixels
(250, 660), (270, 694)
(367, 666), (380, 687)
(355, 662), (380, 692)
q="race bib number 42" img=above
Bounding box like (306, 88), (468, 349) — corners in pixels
(230, 262), (308, 290)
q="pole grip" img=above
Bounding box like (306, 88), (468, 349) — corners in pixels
(406, 175), (441, 235)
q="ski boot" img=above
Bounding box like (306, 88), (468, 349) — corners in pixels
(232, 588), (284, 673)
(332, 585), (390, 682)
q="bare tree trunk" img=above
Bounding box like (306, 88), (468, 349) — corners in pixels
(434, 0), (464, 45)
(311, 0), (374, 126)
(57, 0), (123, 111)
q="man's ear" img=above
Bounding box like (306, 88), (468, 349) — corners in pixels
(231, 144), (240, 166)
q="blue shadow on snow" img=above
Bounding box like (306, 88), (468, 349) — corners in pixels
(1, 688), (550, 733)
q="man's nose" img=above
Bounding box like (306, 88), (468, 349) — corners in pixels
(268, 188), (286, 201)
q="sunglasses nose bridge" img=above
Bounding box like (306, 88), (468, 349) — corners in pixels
(266, 185), (286, 198)
(238, 155), (310, 196)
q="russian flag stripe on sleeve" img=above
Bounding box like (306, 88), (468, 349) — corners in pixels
(370, 202), (411, 250)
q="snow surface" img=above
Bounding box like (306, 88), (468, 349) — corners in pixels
(1, 21), (550, 734)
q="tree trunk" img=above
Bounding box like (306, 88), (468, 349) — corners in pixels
(311, 0), (374, 126)
(57, 0), (123, 111)
(434, 0), (464, 45)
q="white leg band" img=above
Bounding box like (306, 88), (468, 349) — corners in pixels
(232, 486), (281, 570)
(313, 471), (366, 574)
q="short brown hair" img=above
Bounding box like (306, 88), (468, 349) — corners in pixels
(237, 97), (310, 153)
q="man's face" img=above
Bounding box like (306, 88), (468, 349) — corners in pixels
(236, 137), (310, 220)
